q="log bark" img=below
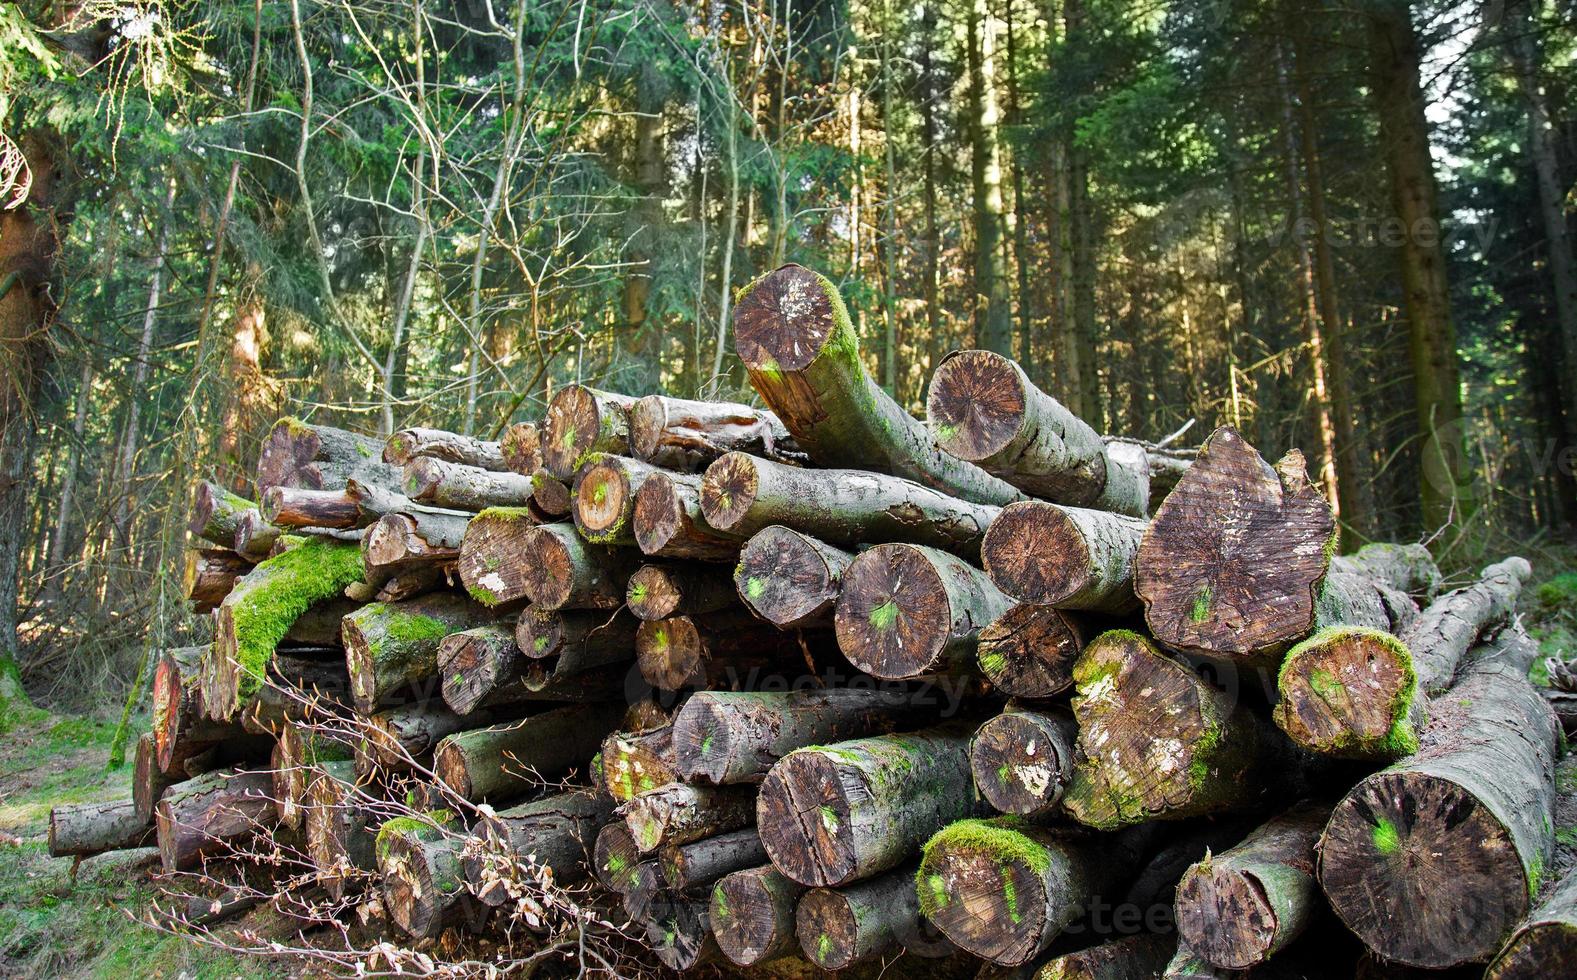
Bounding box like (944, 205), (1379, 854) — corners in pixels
(49, 798), (154, 858)
(457, 506), (542, 607)
(627, 563), (737, 621)
(631, 469), (742, 561)
(1062, 630), (1294, 830)
(926, 349), (1147, 514)
(134, 732), (183, 823)
(673, 688), (934, 785)
(1318, 644), (1560, 968)
(969, 707), (1077, 817)
(1175, 802), (1327, 969)
(975, 604), (1087, 700)
(154, 768), (276, 871)
(377, 814), (466, 938)
(185, 549), (249, 612)
(464, 789), (614, 905)
(404, 457), (535, 511)
(303, 760), (377, 900)
(517, 522), (641, 610)
(189, 480), (257, 547)
(361, 511), (463, 583)
(541, 384), (638, 479)
(357, 701), (489, 776)
(233, 653), (350, 737)
(796, 864), (940, 969)
(270, 723), (355, 830)
(917, 818), (1148, 965)
(711, 865), (806, 967)
(500, 422), (542, 475)
(600, 725), (681, 802)
(433, 703), (623, 802)
(594, 820), (647, 894)
(659, 827), (767, 892)
(732, 263), (1025, 507)
(620, 782), (756, 853)
(1329, 541), (1441, 600)
(1024, 933), (1175, 980)
(701, 452), (1001, 558)
(734, 526), (854, 630)
(1488, 874), (1577, 978)
(233, 508), (282, 562)
(259, 486), (362, 530)
(385, 427), (506, 471)
(635, 610), (813, 691)
(1273, 556), (1532, 759)
(437, 623), (521, 715)
(256, 417), (397, 494)
(757, 723), (980, 886)
(154, 646), (258, 773)
(629, 395), (803, 470)
(835, 543), (1013, 679)
(981, 501), (1146, 613)
(530, 468), (572, 517)
(342, 592), (492, 712)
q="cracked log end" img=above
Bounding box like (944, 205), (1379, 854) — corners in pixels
(733, 263), (838, 373)
(982, 501), (1100, 604)
(976, 604), (1084, 699)
(734, 526), (839, 628)
(1174, 863), (1280, 969)
(700, 452), (760, 533)
(926, 349), (1027, 461)
(835, 543), (951, 679)
(757, 752), (857, 887)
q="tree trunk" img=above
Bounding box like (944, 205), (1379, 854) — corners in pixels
(189, 481), (259, 547)
(456, 506), (543, 607)
(711, 865), (806, 967)
(357, 700), (489, 776)
(541, 385), (638, 480)
(1064, 0), (1101, 427)
(384, 427), (506, 471)
(464, 789), (614, 905)
(632, 470), (744, 562)
(403, 457), (535, 511)
(260, 487), (363, 530)
(232, 509), (282, 562)
(629, 395), (802, 470)
(641, 891), (722, 971)
(154, 768), (276, 871)
(635, 610), (811, 691)
(433, 703), (623, 802)
(969, 707), (1077, 817)
(659, 827), (767, 891)
(499, 422), (542, 476)
(342, 593), (492, 711)
(362, 511), (464, 583)
(966, 0), (1011, 355)
(620, 782), (756, 853)
(49, 798), (153, 858)
(571, 454), (666, 546)
(975, 603), (1088, 700)
(981, 501), (1146, 612)
(1488, 870), (1577, 978)
(627, 563), (737, 621)
(734, 526), (854, 630)
(153, 646), (257, 773)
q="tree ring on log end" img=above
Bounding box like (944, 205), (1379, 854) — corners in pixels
(733, 264), (837, 373)
(735, 526), (835, 627)
(520, 526), (575, 608)
(636, 617), (705, 690)
(976, 604), (1084, 698)
(517, 607), (564, 660)
(543, 386), (600, 478)
(381, 832), (440, 937)
(633, 472), (682, 553)
(628, 397), (668, 461)
(574, 457), (630, 541)
(432, 742), (476, 802)
(628, 565), (682, 620)
(835, 544), (952, 679)
(673, 698), (736, 784)
(970, 712), (1071, 816)
(1274, 628), (1415, 756)
(981, 502), (1098, 605)
(795, 887), (866, 970)
(921, 847), (1049, 966)
(926, 350), (1027, 462)
(700, 453), (760, 533)
(712, 872), (782, 965)
(1175, 864), (1279, 969)
(757, 753), (858, 886)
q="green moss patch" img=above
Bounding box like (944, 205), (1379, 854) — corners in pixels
(375, 810), (453, 861)
(1371, 818), (1401, 856)
(227, 539), (364, 701)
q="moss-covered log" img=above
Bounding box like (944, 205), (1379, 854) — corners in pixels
(500, 422), (542, 475)
(403, 456), (536, 511)
(628, 563), (737, 621)
(48, 798), (154, 858)
(342, 592), (492, 712)
(733, 526), (854, 630)
(456, 505), (542, 607)
(542, 384), (638, 479)
(758, 723), (980, 887)
(976, 604), (1088, 700)
(797, 865), (938, 970)
(270, 723), (355, 830)
(376, 812), (465, 939)
(530, 467), (572, 517)
(702, 451), (1001, 558)
(1174, 802), (1327, 969)
(303, 760), (377, 900)
(384, 427), (506, 471)
(659, 827), (768, 892)
(260, 486), (363, 530)
(621, 782), (756, 853)
(917, 818), (1149, 966)
(630, 395), (804, 471)
(1025, 933), (1176, 980)
(926, 349), (1148, 515)
(673, 687), (932, 785)
(601, 725), (682, 802)
(732, 264), (1025, 506)
(256, 417), (397, 494)
(189, 480), (257, 547)
(969, 707), (1077, 817)
(710, 865), (806, 967)
(636, 610), (813, 691)
(517, 521), (641, 610)
(835, 543), (1012, 679)
(154, 768), (276, 871)
(433, 703), (623, 802)
(570, 453), (666, 546)
(464, 789), (614, 905)
(981, 501), (1146, 613)
(632, 470), (743, 561)
(1062, 631), (1294, 830)
(185, 548), (249, 612)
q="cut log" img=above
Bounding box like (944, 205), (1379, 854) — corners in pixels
(516, 606), (638, 662)
(530, 467), (572, 517)
(1061, 630), (1294, 830)
(571, 453), (666, 545)
(968, 707), (1077, 817)
(601, 725), (682, 801)
(701, 452), (1001, 558)
(1318, 643), (1560, 968)
(342, 592), (492, 712)
(185, 549), (249, 612)
(757, 723), (980, 887)
(635, 610), (812, 691)
(835, 543), (1013, 679)
(627, 563), (737, 621)
(256, 417), (397, 494)
(361, 512), (463, 584)
(404, 457), (535, 511)
(134, 732), (183, 822)
(153, 646), (257, 773)
(926, 349), (1148, 515)
(673, 687), (934, 785)
(641, 892), (721, 970)
(1024, 933), (1176, 980)
(519, 661), (628, 702)
(1488, 872), (1577, 978)
(385, 427), (506, 471)
(796, 865), (937, 970)
(1174, 801), (1328, 969)
(1273, 556), (1533, 759)
(1329, 541), (1441, 600)
(594, 820), (647, 893)
(233, 653), (350, 736)
(975, 604), (1088, 700)
(711, 865), (806, 967)
(260, 486), (362, 529)
(517, 521), (641, 610)
(632, 470), (742, 562)
(623, 862), (667, 920)
(917, 817), (1149, 966)
(621, 782), (756, 853)
(433, 703), (624, 802)
(189, 480), (257, 547)
(438, 623), (521, 715)
(980, 501), (1146, 613)
(500, 422), (542, 475)
(734, 526), (854, 630)
(49, 798), (154, 858)
(376, 812), (465, 939)
(233, 508), (282, 562)
(356, 700), (488, 776)
(732, 263), (1025, 507)
(456, 506), (542, 607)
(303, 760), (377, 900)
(541, 384), (637, 479)
(154, 768), (275, 871)
(270, 724), (355, 830)
(464, 789), (614, 905)
(659, 828), (768, 891)
(629, 395), (803, 470)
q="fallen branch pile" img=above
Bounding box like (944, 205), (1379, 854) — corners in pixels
(54, 263), (1568, 976)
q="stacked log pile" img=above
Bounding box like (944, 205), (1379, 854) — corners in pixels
(51, 262), (1568, 975)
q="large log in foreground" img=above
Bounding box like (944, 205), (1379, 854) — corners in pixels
(796, 864), (946, 970)
(343, 592), (492, 711)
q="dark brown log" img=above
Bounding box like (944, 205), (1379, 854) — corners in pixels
(926, 349), (1148, 515)
(1488, 874), (1577, 979)
(255, 417), (397, 494)
(981, 501), (1147, 613)
(710, 865), (807, 967)
(659, 828), (767, 891)
(385, 427), (506, 471)
(632, 469), (743, 562)
(517, 521), (641, 610)
(516, 605), (638, 661)
(154, 768), (275, 871)
(672, 687), (935, 786)
(530, 467), (572, 517)
(975, 603), (1088, 700)
(377, 813), (465, 939)
(641, 891), (722, 970)
(627, 563), (737, 621)
(594, 820), (647, 893)
(623, 862), (666, 920)
(757, 724), (980, 887)
(542, 384), (637, 479)
(701, 452), (1001, 558)
(601, 725), (682, 801)
(270, 723), (355, 830)
(189, 480), (257, 547)
(969, 707), (1077, 817)
(49, 798), (154, 857)
(303, 760), (377, 900)
(835, 543), (1012, 679)
(456, 506), (541, 607)
(433, 703), (624, 802)
(342, 592), (492, 711)
(796, 864), (939, 969)
(404, 456), (535, 511)
(356, 700), (490, 777)
(154, 646), (245, 773)
(500, 422), (543, 475)
(233, 508), (282, 562)
(1318, 642), (1560, 968)
(185, 549), (249, 612)
(260, 486), (362, 529)
(437, 623), (520, 715)
(1174, 802), (1328, 969)
(1023, 933), (1176, 980)
(134, 732), (182, 822)
(464, 789), (614, 905)
(635, 610), (813, 691)
(734, 526), (854, 630)
(361, 512), (462, 588)
(629, 394), (803, 470)
(572, 453), (666, 546)
(233, 653), (350, 736)
(620, 782), (756, 853)
(732, 263), (1025, 506)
